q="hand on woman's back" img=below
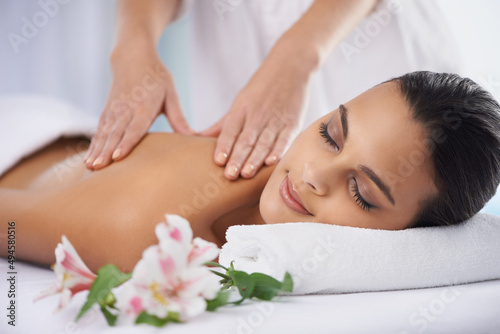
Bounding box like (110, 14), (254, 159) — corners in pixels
(84, 46), (195, 170)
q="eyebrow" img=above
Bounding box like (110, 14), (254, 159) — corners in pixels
(338, 104), (395, 206)
(339, 104), (348, 140)
(359, 165), (395, 206)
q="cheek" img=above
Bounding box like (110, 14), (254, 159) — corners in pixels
(259, 168), (296, 224)
(311, 196), (353, 226)
(259, 140), (299, 224)
(259, 176), (280, 224)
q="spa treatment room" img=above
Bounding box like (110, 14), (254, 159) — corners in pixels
(1, 0), (500, 333)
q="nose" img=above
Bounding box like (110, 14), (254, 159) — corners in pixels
(302, 158), (340, 196)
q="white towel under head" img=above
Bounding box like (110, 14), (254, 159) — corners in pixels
(219, 213), (500, 295)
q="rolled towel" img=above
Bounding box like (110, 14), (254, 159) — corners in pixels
(0, 95), (97, 177)
(219, 213), (500, 295)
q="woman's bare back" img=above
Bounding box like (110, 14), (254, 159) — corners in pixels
(0, 133), (273, 272)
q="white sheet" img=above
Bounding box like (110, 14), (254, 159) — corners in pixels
(2, 260), (499, 334)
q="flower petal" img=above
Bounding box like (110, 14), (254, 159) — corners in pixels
(116, 283), (145, 319)
(61, 236), (94, 275)
(55, 288), (72, 312)
(33, 282), (61, 302)
(188, 237), (220, 267)
(36, 235), (96, 311)
(124, 217), (221, 322)
(180, 296), (207, 320)
(162, 215), (193, 246)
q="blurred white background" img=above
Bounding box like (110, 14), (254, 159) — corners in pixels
(0, 0), (499, 214)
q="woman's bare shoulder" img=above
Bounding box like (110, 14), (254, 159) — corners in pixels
(126, 132), (274, 225)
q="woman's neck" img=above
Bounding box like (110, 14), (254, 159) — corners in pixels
(210, 198), (266, 245)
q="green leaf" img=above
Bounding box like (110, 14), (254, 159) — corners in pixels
(210, 269), (230, 280)
(76, 264), (131, 321)
(281, 272), (294, 292)
(211, 264), (295, 308)
(167, 312), (181, 323)
(205, 262), (228, 271)
(206, 290), (230, 312)
(135, 311), (181, 327)
(100, 305), (118, 326)
(249, 273), (283, 301)
(228, 270), (255, 299)
(250, 273), (283, 289)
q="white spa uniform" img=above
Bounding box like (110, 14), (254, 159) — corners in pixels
(178, 0), (464, 131)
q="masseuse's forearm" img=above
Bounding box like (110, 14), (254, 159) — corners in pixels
(277, 0), (378, 75)
(112, 0), (181, 56)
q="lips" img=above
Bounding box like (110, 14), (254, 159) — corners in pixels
(279, 175), (312, 215)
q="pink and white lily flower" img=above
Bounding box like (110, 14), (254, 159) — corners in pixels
(118, 214), (221, 321)
(34, 235), (96, 311)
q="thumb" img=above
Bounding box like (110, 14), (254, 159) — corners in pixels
(198, 116), (226, 137)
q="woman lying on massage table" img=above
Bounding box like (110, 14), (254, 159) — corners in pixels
(1, 71), (499, 273)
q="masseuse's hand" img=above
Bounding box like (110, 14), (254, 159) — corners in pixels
(84, 45), (194, 170)
(199, 40), (311, 180)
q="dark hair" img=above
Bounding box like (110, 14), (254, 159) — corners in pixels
(389, 71), (500, 227)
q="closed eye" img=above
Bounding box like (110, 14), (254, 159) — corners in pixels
(319, 121), (339, 152)
(350, 178), (375, 211)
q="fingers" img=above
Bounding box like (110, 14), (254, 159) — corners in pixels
(93, 119), (130, 169)
(239, 127), (278, 178)
(212, 113), (245, 169)
(113, 114), (154, 161)
(85, 95), (158, 170)
(265, 126), (296, 166)
(222, 124), (261, 180)
(220, 109), (300, 180)
(85, 103), (132, 169)
(85, 113), (119, 169)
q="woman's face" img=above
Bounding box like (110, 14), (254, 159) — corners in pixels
(260, 82), (438, 230)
